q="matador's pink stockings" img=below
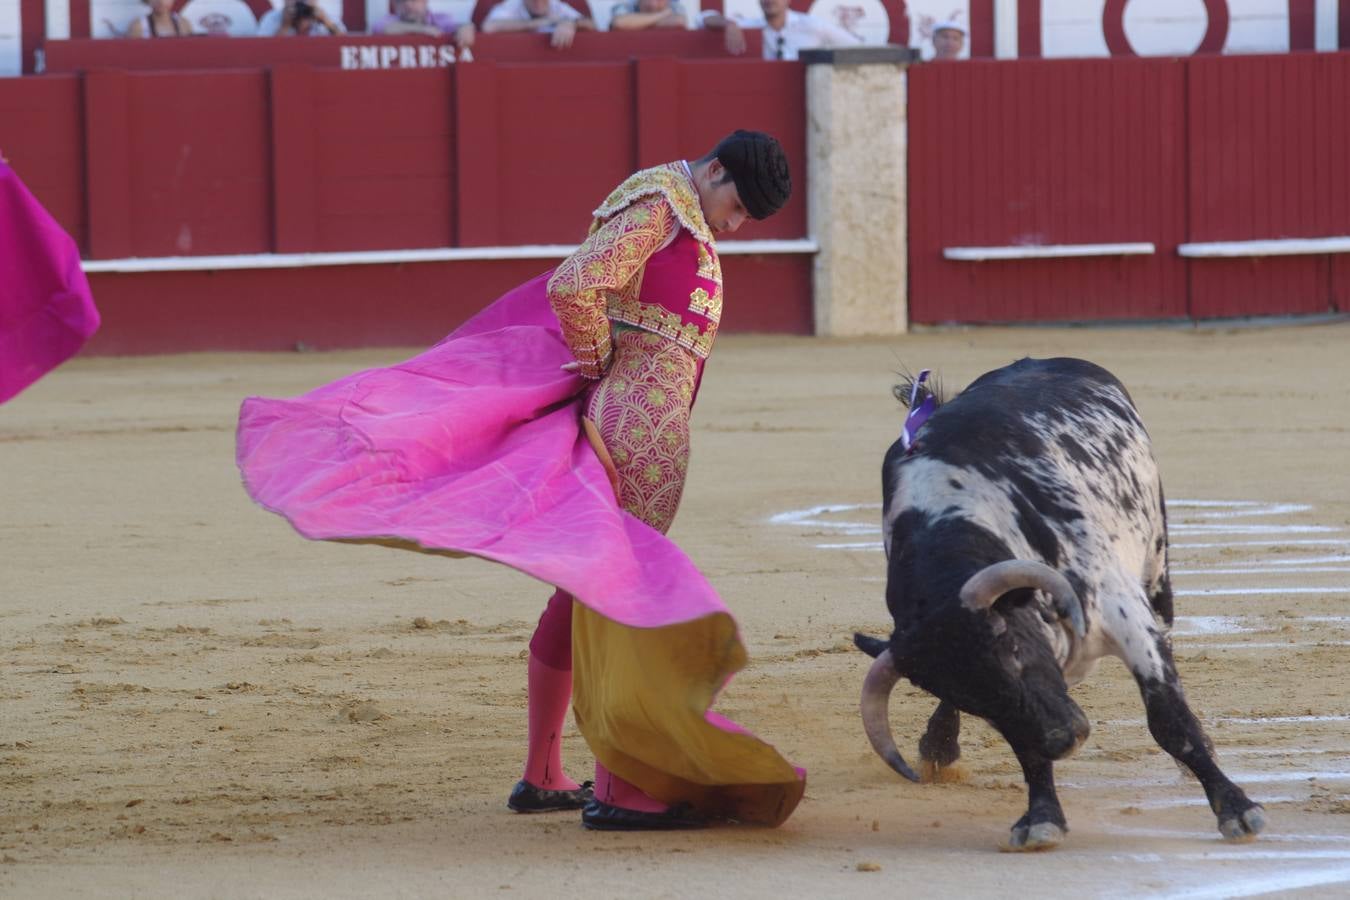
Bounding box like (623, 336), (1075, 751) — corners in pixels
(593, 763), (668, 813)
(522, 654), (581, 791)
(523, 589), (580, 791)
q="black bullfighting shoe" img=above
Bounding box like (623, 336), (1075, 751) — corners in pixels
(508, 779), (594, 813)
(581, 799), (707, 831)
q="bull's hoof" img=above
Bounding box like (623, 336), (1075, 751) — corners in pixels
(1000, 821), (1065, 852)
(1219, 805), (1266, 842)
(919, 758), (968, 784)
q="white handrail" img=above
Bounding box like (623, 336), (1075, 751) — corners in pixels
(1178, 237), (1350, 258)
(944, 242), (1155, 261)
(81, 239), (819, 274)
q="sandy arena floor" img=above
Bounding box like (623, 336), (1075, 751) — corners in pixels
(3, 322), (1349, 898)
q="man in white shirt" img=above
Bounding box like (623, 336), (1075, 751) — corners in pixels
(702, 0), (861, 60)
(482, 0), (597, 49)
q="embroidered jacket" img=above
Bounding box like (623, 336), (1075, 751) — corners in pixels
(546, 163), (723, 379)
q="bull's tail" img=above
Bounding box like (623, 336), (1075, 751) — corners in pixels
(853, 632), (889, 658)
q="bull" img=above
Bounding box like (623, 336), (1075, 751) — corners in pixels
(855, 357), (1266, 850)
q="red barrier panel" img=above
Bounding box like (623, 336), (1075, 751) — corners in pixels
(81, 69), (272, 258)
(0, 75), (85, 249)
(4, 57), (805, 259)
(310, 67), (456, 251)
(476, 62), (637, 246)
(43, 31), (759, 73)
(1187, 52), (1350, 317)
(908, 57), (1188, 323)
(82, 254), (813, 354)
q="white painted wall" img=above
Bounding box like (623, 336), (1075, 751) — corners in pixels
(1, 1), (21, 75)
(1043, 0), (1294, 58)
(46, 0), (72, 39)
(183, 0), (267, 35)
(1317, 0), (1338, 50)
(9, 0), (1345, 75)
(994, 0), (1016, 58)
(1042, 0), (1109, 57)
(1224, 0), (1289, 54)
(1122, 0), (1210, 55)
(808, 0), (892, 43)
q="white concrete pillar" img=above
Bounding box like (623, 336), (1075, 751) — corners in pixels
(801, 46), (914, 337)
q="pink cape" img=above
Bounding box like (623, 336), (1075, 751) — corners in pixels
(0, 161), (101, 404)
(237, 272), (806, 823)
(236, 273), (731, 628)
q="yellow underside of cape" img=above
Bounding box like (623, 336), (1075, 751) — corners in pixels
(571, 603), (805, 826)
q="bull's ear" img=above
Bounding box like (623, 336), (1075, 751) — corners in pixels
(988, 613), (1008, 637)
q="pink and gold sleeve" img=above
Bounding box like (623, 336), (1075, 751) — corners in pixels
(546, 196), (675, 379)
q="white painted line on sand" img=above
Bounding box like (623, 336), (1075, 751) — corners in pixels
(1171, 524), (1341, 535)
(1169, 500), (1312, 518)
(1101, 824), (1350, 844)
(1181, 553), (1350, 567)
(1236, 747), (1350, 757)
(1126, 793), (1298, 810)
(1174, 539), (1350, 549)
(1062, 770), (1350, 790)
(1100, 714), (1350, 727)
(1139, 863), (1350, 900)
(1179, 640), (1350, 650)
(1179, 567), (1350, 575)
(1175, 587), (1350, 597)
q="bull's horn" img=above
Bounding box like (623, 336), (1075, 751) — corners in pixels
(959, 560), (1087, 641)
(860, 650), (920, 782)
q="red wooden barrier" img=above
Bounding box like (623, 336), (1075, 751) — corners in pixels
(477, 62), (636, 246)
(6, 57), (804, 260)
(909, 52), (1349, 322)
(310, 66), (456, 251)
(1187, 52), (1350, 317)
(81, 255), (813, 354)
(0, 75), (85, 247)
(2, 57), (809, 353)
(42, 31), (760, 73)
(908, 57), (1188, 323)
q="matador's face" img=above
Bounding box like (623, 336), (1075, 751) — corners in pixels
(697, 161), (750, 234)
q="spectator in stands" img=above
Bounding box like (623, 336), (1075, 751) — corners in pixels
(126, 0), (194, 37)
(931, 20), (966, 60)
(482, 0), (596, 49)
(609, 0), (687, 31)
(702, 0), (861, 60)
(371, 0), (476, 49)
(257, 1), (346, 36)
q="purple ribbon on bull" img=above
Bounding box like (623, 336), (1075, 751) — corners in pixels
(900, 369), (935, 453)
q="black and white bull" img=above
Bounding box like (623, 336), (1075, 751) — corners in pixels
(854, 357), (1266, 850)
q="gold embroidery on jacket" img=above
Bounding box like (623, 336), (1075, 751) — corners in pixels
(687, 286), (722, 323)
(696, 242), (720, 283)
(550, 163), (726, 369)
(592, 164), (713, 246)
(546, 196), (676, 378)
(584, 329), (698, 533)
(608, 295), (716, 359)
